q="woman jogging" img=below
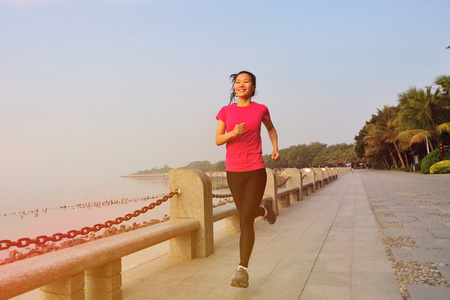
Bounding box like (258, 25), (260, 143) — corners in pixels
(215, 70), (280, 288)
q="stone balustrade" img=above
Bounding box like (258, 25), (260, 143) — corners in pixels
(0, 167), (349, 300)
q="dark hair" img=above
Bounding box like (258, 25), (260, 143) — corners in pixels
(229, 70), (257, 104)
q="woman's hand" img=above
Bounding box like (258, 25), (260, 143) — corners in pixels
(271, 150), (280, 161)
(232, 123), (245, 137)
(216, 120), (245, 146)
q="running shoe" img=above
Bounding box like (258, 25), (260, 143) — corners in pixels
(231, 267), (249, 288)
(262, 200), (276, 225)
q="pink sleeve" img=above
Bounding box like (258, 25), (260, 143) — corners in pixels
(262, 105), (270, 122)
(216, 106), (227, 122)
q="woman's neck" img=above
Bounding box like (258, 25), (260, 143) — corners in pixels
(236, 98), (252, 107)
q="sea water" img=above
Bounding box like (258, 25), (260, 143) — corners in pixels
(0, 175), (229, 259)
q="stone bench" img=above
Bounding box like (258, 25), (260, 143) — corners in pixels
(277, 187), (300, 208)
(212, 195), (273, 233)
(321, 168), (333, 185)
(302, 181), (314, 196)
(213, 203), (238, 222)
(301, 168), (316, 193)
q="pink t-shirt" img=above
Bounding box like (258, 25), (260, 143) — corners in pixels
(216, 102), (270, 172)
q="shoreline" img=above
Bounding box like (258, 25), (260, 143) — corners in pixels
(121, 174), (169, 179)
(122, 171), (227, 179)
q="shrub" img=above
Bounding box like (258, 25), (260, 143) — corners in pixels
(430, 160), (450, 174)
(420, 149), (450, 174)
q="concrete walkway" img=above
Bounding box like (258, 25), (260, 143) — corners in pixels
(119, 170), (404, 299)
(13, 170), (450, 299)
(359, 170), (450, 300)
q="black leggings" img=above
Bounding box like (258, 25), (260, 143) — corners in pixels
(227, 168), (267, 268)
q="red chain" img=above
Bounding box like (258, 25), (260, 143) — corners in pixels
(0, 191), (178, 251)
(212, 193), (232, 198)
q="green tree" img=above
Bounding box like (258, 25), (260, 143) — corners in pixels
(354, 125), (368, 159)
(364, 106), (406, 168)
(212, 160), (226, 171)
(397, 86), (450, 153)
(182, 161), (213, 171)
(312, 143), (355, 166)
(435, 75), (450, 95)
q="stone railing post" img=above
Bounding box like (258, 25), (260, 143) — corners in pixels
(321, 168), (329, 184)
(301, 168), (316, 193)
(39, 272), (84, 300)
(85, 259), (122, 300)
(285, 168), (302, 201)
(169, 169), (214, 259)
(331, 168), (337, 179)
(314, 168), (323, 189)
(225, 214), (240, 233)
(264, 168), (278, 215)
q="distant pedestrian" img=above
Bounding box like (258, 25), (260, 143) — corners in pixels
(351, 162), (354, 173)
(215, 70), (280, 288)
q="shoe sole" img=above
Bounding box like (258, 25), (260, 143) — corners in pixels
(231, 282), (249, 288)
(263, 201), (276, 224)
(267, 210), (276, 224)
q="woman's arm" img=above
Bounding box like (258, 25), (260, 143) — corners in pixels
(263, 119), (280, 161)
(215, 120), (245, 146)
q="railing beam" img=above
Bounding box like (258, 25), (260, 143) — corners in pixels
(286, 168), (303, 201)
(301, 168), (316, 193)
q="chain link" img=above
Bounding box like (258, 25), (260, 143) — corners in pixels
(212, 193), (232, 198)
(0, 191), (179, 251)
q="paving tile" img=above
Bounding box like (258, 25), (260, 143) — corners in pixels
(352, 257), (392, 275)
(148, 283), (212, 300)
(414, 237), (450, 249)
(252, 268), (309, 300)
(351, 272), (402, 300)
(314, 254), (352, 274)
(391, 247), (450, 264)
(432, 229), (450, 238)
(406, 284), (450, 300)
(352, 260), (396, 279)
(378, 216), (416, 222)
(417, 216), (450, 223)
(383, 228), (433, 238)
(437, 265), (450, 282)
(204, 277), (263, 300)
(300, 282), (350, 300)
(402, 222), (449, 229)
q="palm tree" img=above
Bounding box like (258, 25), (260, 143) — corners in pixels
(397, 86), (450, 153)
(435, 75), (450, 95)
(364, 106), (406, 168)
(363, 137), (391, 168)
(326, 150), (345, 165)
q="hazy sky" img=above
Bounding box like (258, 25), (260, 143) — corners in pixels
(1, 0), (449, 186)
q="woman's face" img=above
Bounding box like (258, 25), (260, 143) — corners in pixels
(235, 73), (255, 100)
